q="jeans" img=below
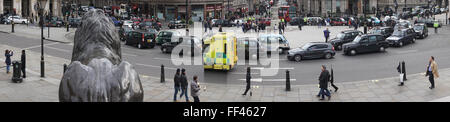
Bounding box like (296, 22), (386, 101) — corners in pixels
(6, 65), (10, 73)
(173, 86), (180, 101)
(180, 87), (189, 101)
(318, 88), (330, 99)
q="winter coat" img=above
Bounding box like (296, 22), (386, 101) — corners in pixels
(5, 52), (13, 65)
(174, 74), (181, 87)
(180, 74), (188, 89)
(190, 80), (200, 97)
(319, 70), (330, 89)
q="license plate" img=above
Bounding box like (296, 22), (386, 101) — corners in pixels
(147, 39), (152, 43)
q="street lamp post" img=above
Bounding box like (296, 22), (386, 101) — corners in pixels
(48, 15), (50, 38)
(11, 8), (14, 33)
(363, 0), (368, 34)
(37, 1), (46, 78)
(186, 0), (189, 36)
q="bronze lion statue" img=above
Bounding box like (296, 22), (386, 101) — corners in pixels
(59, 9), (144, 102)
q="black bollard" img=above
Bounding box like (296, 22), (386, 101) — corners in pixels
(191, 39), (194, 57)
(67, 23), (69, 32)
(11, 22), (15, 33)
(402, 61), (407, 81)
(63, 64), (68, 73)
(286, 70), (291, 91)
(161, 65), (165, 83)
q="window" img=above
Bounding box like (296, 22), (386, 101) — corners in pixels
(309, 45), (317, 50)
(317, 44), (328, 49)
(360, 38), (369, 44)
(369, 36), (377, 43)
(377, 36), (384, 42)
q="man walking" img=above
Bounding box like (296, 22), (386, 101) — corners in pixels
(329, 66), (338, 92)
(323, 28), (330, 43)
(278, 22), (283, 34)
(298, 18), (303, 31)
(242, 67), (251, 96)
(173, 69), (181, 102)
(397, 62), (405, 86)
(191, 75), (201, 102)
(317, 65), (331, 100)
(204, 20), (208, 32)
(21, 50), (26, 78)
(179, 69), (189, 102)
(426, 56), (439, 89)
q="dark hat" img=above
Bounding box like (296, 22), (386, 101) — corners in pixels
(181, 68), (186, 73)
(176, 68), (180, 73)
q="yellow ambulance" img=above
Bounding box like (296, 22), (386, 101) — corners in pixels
(203, 32), (238, 71)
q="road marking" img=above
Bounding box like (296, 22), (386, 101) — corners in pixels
(238, 78), (296, 82)
(230, 72), (260, 75)
(135, 63), (177, 70)
(45, 46), (71, 53)
(22, 42), (59, 50)
(153, 57), (199, 62)
(251, 67), (294, 70)
(395, 49), (418, 54)
(122, 53), (138, 57)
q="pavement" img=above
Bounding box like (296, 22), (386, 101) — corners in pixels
(1, 42), (450, 102)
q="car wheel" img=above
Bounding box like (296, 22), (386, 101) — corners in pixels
(278, 48), (283, 54)
(379, 46), (386, 52)
(324, 53), (332, 59)
(350, 49), (357, 56)
(422, 34), (425, 38)
(22, 21), (25, 24)
(294, 55), (302, 62)
(337, 45), (342, 50)
(162, 47), (167, 53)
(137, 43), (143, 49)
(399, 42), (404, 47)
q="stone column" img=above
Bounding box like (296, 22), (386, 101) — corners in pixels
(0, 0), (4, 14)
(14, 0), (22, 16)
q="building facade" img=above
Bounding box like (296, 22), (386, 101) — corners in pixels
(1, 0), (62, 18)
(297, 0), (449, 17)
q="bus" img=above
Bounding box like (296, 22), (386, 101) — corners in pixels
(278, 6), (291, 22)
(203, 32), (238, 71)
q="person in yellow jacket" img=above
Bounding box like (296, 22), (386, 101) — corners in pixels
(426, 56), (439, 89)
(433, 20), (439, 33)
(304, 17), (308, 24)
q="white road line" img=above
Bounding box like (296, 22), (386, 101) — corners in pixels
(153, 57), (195, 62)
(251, 67), (294, 70)
(122, 53), (138, 57)
(395, 49), (418, 54)
(230, 72), (260, 75)
(22, 42), (59, 50)
(45, 46), (71, 53)
(238, 78), (296, 82)
(135, 63), (177, 70)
